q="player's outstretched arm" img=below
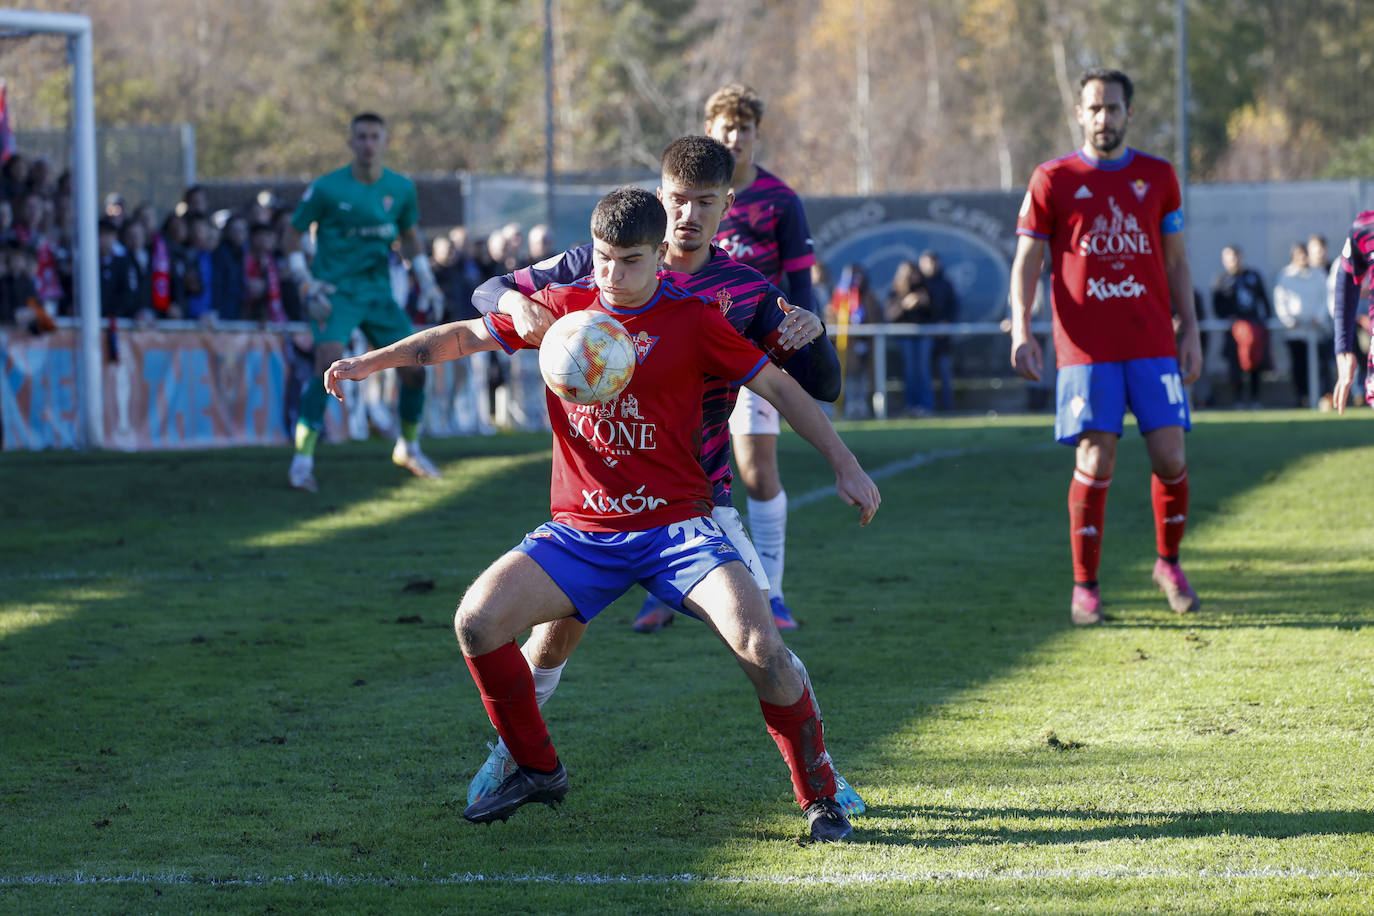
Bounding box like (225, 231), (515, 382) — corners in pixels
(1008, 234), (1046, 382)
(1163, 233), (1202, 385)
(1334, 352), (1358, 415)
(471, 275), (553, 343)
(471, 246), (591, 344)
(745, 363), (881, 525)
(497, 289), (555, 345)
(1333, 262), (1363, 417)
(323, 318), (498, 401)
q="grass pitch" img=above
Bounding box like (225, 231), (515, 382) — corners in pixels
(2, 410), (1372, 913)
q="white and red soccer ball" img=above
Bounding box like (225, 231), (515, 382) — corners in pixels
(538, 310), (636, 405)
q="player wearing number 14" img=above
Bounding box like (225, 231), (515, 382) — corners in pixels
(1009, 68), (1204, 625)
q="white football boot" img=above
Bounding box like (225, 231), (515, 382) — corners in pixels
(392, 439), (442, 479)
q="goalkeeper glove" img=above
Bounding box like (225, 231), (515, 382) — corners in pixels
(288, 251), (335, 322)
(410, 253), (445, 317)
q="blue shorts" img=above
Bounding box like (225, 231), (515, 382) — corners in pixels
(513, 518), (744, 623)
(1054, 357), (1191, 445)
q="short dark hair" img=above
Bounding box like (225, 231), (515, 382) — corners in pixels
(661, 136), (735, 190)
(590, 187), (666, 250)
(1079, 68), (1134, 107)
(351, 112), (386, 129)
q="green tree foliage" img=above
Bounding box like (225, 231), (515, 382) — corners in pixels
(3, 0), (1372, 188)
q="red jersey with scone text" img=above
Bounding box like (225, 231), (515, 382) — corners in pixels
(483, 278), (769, 533)
(1017, 148), (1184, 368)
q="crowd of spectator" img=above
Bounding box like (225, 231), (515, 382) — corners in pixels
(0, 143), (562, 339)
(0, 146), (1363, 417)
(95, 184), (304, 326)
(1207, 234), (1352, 409)
(0, 152), (73, 332)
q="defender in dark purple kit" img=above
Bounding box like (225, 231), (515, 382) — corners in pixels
(706, 83), (818, 632)
(1333, 210), (1374, 413)
(466, 136), (868, 818)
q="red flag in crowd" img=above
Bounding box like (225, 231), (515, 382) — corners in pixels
(0, 79), (14, 164)
(35, 238), (62, 302)
(151, 234), (172, 312)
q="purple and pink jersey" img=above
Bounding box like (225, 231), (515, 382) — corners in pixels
(714, 166), (815, 289)
(473, 243), (839, 506)
(1335, 209), (1374, 403)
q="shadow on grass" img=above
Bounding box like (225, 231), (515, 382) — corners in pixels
(3, 413), (1373, 878)
(856, 803), (1374, 847)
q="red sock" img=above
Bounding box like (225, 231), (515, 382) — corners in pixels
(760, 686), (836, 807)
(464, 642), (558, 771)
(1151, 468), (1189, 560)
(1068, 469), (1110, 584)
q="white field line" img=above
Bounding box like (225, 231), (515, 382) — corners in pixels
(2, 867), (1369, 888)
(790, 443), (1053, 511)
(0, 566), (486, 585)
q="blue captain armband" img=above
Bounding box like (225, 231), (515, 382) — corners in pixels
(1161, 209), (1184, 234)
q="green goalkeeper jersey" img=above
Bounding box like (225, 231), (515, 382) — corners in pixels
(291, 165), (419, 298)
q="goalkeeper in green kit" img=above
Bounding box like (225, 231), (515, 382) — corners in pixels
(285, 111), (445, 492)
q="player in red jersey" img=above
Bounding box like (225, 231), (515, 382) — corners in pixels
(466, 136), (868, 818)
(705, 84), (817, 630)
(1332, 210), (1374, 413)
(323, 188), (880, 842)
(1009, 68), (1203, 626)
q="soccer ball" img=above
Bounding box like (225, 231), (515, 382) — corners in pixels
(538, 310), (636, 404)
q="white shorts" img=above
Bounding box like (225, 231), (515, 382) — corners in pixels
(713, 505), (771, 593)
(727, 386), (780, 436)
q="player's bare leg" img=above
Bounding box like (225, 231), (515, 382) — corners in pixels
(1068, 431), (1117, 625)
(289, 340), (346, 492)
(456, 552), (578, 824)
(733, 431), (796, 629)
(684, 561), (852, 842)
(1143, 425), (1199, 614)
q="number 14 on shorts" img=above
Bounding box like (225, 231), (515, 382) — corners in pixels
(1160, 372), (1185, 405)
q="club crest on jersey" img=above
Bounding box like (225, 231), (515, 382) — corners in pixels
(715, 289), (734, 315)
(632, 331), (659, 363)
(382, 195), (394, 212)
(1130, 179), (1149, 202)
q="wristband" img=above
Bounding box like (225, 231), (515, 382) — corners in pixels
(287, 250), (310, 282)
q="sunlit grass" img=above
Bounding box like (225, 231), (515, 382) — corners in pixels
(239, 450), (551, 549)
(1, 412), (1372, 912)
(0, 585), (132, 639)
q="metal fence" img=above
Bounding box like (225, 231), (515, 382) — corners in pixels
(833, 319), (1337, 419)
(17, 123), (194, 215)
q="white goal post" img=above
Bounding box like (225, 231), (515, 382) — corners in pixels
(0, 8), (99, 446)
